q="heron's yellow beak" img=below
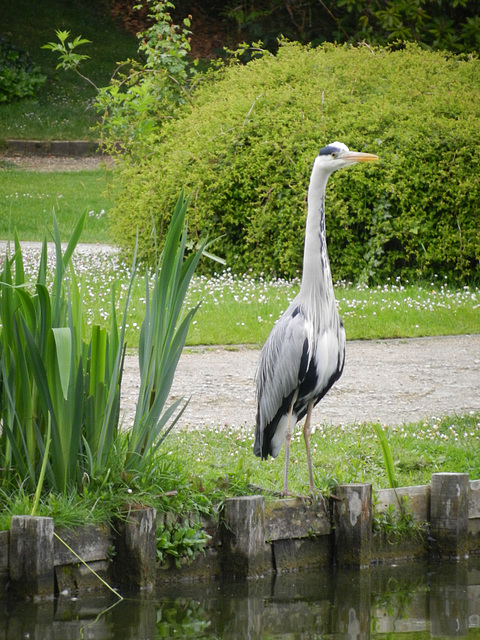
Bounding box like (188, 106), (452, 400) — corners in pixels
(344, 151), (379, 163)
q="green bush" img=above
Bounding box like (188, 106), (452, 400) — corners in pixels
(0, 36), (46, 103)
(111, 42), (480, 283)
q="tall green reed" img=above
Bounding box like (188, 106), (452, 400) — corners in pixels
(372, 423), (398, 489)
(0, 192), (201, 494)
(125, 192), (205, 472)
(0, 210), (128, 492)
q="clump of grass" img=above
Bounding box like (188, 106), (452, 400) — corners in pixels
(1, 412), (477, 531)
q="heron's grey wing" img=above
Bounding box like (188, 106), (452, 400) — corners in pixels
(256, 304), (309, 431)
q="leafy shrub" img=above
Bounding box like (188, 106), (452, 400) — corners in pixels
(111, 42), (480, 283)
(0, 36), (46, 103)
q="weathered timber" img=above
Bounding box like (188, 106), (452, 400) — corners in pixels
(2, 474), (480, 600)
(334, 483), (372, 567)
(54, 524), (113, 566)
(469, 479), (480, 518)
(113, 507), (157, 590)
(265, 497), (330, 540)
(222, 496), (269, 577)
(431, 473), (470, 558)
(273, 536), (332, 572)
(9, 516), (54, 599)
(0, 530), (9, 594)
(56, 560), (112, 594)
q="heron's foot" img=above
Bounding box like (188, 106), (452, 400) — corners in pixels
(307, 486), (329, 515)
(280, 488), (328, 514)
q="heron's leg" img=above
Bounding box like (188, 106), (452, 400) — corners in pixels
(303, 402), (327, 513)
(282, 388), (299, 496)
(303, 401), (316, 493)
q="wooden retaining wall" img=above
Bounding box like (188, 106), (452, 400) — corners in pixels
(1, 472), (479, 600)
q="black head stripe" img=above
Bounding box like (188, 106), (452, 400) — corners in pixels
(318, 144), (339, 156)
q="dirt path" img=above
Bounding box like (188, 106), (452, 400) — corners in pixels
(120, 334), (480, 430)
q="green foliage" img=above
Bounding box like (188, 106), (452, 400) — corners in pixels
(0, 0), (139, 141)
(156, 520), (210, 568)
(97, 1), (197, 155)
(373, 496), (424, 543)
(0, 36), (46, 103)
(43, 2), (197, 155)
(373, 424), (397, 489)
(0, 194), (203, 494)
(42, 30), (92, 76)
(0, 212), (128, 493)
(111, 42), (480, 284)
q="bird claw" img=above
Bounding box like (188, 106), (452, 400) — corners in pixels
(308, 488), (329, 515)
(280, 488), (329, 515)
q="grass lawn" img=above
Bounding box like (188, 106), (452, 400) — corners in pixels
(9, 244), (480, 348)
(0, 168), (114, 243)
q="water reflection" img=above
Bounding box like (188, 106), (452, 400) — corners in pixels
(1, 559), (480, 639)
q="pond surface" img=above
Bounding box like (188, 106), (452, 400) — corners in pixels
(2, 559), (480, 639)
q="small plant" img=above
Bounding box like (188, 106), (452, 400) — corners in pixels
(372, 495), (424, 543)
(156, 520), (210, 568)
(42, 30), (93, 82)
(372, 423), (397, 489)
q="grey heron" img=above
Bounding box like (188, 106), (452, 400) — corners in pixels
(254, 141), (378, 495)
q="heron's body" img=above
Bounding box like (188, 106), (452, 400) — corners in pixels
(254, 142), (378, 494)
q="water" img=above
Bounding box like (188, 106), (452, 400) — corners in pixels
(2, 559), (480, 639)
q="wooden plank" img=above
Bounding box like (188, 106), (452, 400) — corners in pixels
(54, 524), (113, 566)
(10, 516), (54, 599)
(0, 530), (9, 572)
(264, 497), (330, 541)
(469, 479), (480, 519)
(376, 485), (430, 523)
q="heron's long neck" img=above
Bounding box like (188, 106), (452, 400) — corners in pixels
(299, 170), (336, 312)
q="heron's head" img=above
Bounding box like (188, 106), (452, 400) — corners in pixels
(314, 141), (378, 175)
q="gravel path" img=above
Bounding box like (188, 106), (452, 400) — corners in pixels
(121, 334), (480, 430)
(1, 153), (113, 172)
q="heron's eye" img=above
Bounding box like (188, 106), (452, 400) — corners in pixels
(331, 152), (337, 158)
